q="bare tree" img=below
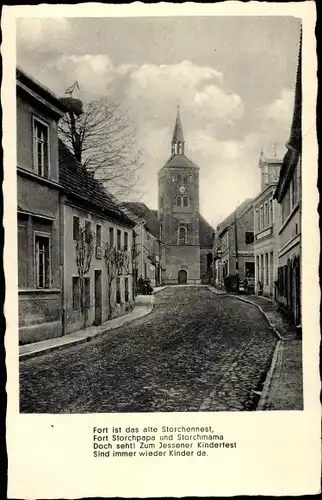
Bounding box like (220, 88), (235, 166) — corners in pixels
(75, 226), (94, 328)
(103, 243), (130, 319)
(59, 95), (143, 200)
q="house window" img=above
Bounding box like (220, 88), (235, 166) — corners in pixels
(183, 175), (187, 184)
(269, 199), (273, 225)
(124, 277), (129, 302)
(116, 277), (121, 304)
(265, 253), (269, 285)
(259, 206), (263, 230)
(124, 231), (128, 251)
(84, 277), (91, 308)
(96, 224), (101, 246)
(176, 196), (182, 207)
(183, 196), (189, 207)
(189, 175), (193, 182)
(35, 234), (50, 288)
(264, 202), (268, 228)
(72, 277), (80, 310)
(172, 175), (175, 183)
(177, 174), (182, 184)
(291, 172), (298, 209)
(177, 226), (187, 245)
(245, 232), (254, 244)
(73, 216), (80, 241)
(109, 227), (114, 247)
(117, 229), (121, 250)
(85, 221), (92, 243)
(33, 117), (49, 178)
(282, 187), (291, 224)
(260, 254), (264, 284)
(256, 208), (260, 232)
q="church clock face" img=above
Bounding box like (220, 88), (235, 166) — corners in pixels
(179, 186), (185, 194)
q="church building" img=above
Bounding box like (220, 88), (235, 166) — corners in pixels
(158, 108), (214, 285)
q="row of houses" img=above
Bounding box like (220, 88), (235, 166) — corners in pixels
(212, 42), (302, 327)
(17, 68), (161, 345)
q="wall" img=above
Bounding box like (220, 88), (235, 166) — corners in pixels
(162, 245), (200, 284)
(63, 203), (134, 334)
(17, 93), (62, 344)
(17, 95), (59, 181)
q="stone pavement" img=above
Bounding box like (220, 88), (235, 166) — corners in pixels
(208, 286), (303, 411)
(19, 286), (168, 361)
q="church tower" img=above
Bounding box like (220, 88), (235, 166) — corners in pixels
(158, 108), (201, 284)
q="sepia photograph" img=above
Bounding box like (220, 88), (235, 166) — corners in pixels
(4, 3), (320, 498)
(15, 14), (304, 414)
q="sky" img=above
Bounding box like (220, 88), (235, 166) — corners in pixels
(16, 16), (301, 228)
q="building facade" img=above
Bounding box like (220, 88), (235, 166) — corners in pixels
(214, 199), (255, 289)
(158, 109), (201, 285)
(59, 141), (136, 335)
(16, 68), (68, 344)
(120, 202), (161, 288)
(274, 43), (302, 326)
(253, 153), (283, 296)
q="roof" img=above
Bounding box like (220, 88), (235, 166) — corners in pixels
(274, 34), (302, 201)
(217, 198), (254, 236)
(16, 67), (68, 115)
(120, 202), (160, 238)
(163, 153), (199, 170)
(59, 140), (135, 227)
(172, 108), (185, 143)
(199, 215), (215, 248)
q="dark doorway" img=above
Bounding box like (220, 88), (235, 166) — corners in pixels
(94, 270), (102, 326)
(178, 269), (187, 284)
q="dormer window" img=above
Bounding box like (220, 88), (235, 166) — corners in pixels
(33, 117), (49, 178)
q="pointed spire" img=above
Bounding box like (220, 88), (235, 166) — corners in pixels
(171, 106), (185, 155)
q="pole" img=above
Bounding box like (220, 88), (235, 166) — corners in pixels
(234, 210), (239, 276)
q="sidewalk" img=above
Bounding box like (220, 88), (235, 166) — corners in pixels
(208, 286), (303, 410)
(19, 286), (168, 361)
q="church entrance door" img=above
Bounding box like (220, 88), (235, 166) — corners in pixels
(178, 269), (187, 284)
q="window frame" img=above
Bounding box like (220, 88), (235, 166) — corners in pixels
(72, 276), (81, 310)
(32, 115), (50, 178)
(96, 224), (102, 247)
(34, 231), (51, 289)
(117, 229), (122, 250)
(73, 216), (80, 241)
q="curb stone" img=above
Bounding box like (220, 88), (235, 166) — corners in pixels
(256, 340), (283, 411)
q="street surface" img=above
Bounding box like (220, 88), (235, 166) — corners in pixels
(20, 286), (277, 413)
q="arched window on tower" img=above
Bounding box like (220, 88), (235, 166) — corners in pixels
(176, 196), (182, 207)
(183, 196), (189, 207)
(177, 174), (182, 184)
(177, 226), (187, 245)
(183, 175), (187, 183)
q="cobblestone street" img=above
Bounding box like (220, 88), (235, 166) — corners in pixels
(20, 286), (277, 413)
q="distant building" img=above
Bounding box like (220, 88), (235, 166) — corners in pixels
(214, 199), (255, 288)
(16, 68), (68, 344)
(253, 152), (283, 296)
(158, 108), (214, 285)
(120, 202), (161, 288)
(274, 41), (302, 326)
(59, 141), (136, 334)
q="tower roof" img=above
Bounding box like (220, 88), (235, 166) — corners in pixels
(172, 107), (184, 143)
